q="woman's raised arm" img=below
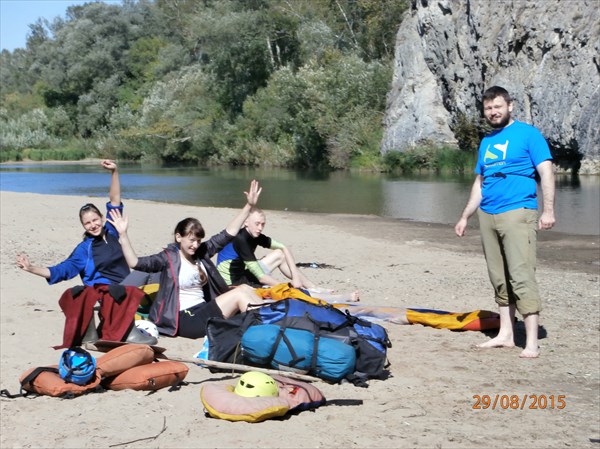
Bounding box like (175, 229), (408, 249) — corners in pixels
(102, 160), (121, 207)
(107, 209), (139, 268)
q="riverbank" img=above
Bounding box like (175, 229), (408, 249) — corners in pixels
(1, 191), (598, 448)
(1, 158), (106, 165)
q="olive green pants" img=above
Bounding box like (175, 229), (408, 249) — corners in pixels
(478, 208), (542, 315)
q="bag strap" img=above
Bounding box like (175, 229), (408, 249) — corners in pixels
(269, 326), (308, 369)
(281, 312), (321, 373)
(0, 389), (25, 399)
(20, 367), (60, 396)
(1, 367), (66, 399)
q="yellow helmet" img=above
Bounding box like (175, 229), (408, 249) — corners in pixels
(234, 371), (279, 398)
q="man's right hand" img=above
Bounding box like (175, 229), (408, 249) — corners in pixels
(454, 218), (468, 237)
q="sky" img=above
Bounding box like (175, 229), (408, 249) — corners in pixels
(0, 0), (120, 52)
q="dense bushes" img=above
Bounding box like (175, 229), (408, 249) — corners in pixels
(383, 145), (477, 174)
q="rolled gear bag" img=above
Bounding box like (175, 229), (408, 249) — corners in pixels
(240, 324), (356, 382)
(241, 325), (315, 374)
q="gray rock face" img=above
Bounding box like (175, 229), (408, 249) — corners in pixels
(382, 0), (600, 173)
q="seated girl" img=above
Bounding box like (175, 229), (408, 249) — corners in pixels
(15, 160), (154, 345)
(108, 180), (265, 339)
(16, 160), (129, 286)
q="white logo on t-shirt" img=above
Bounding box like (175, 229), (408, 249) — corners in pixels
(484, 140), (509, 164)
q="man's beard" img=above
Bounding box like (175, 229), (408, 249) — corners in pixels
(488, 114), (511, 129)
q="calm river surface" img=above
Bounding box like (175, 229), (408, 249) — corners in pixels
(1, 163), (598, 236)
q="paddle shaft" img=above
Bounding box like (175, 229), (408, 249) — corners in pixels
(84, 341), (324, 383)
(159, 354), (324, 383)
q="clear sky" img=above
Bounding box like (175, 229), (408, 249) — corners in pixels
(0, 0), (120, 52)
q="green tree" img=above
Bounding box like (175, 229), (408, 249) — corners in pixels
(0, 0), (408, 169)
(29, 2), (163, 134)
(273, 0), (408, 60)
(333, 0), (409, 60)
(124, 65), (223, 162)
(192, 9), (279, 115)
(219, 53), (391, 169)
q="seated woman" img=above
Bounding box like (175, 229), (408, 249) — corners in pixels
(15, 160), (154, 345)
(16, 160), (129, 286)
(108, 180), (265, 339)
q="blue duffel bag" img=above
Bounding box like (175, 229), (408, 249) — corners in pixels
(241, 323), (357, 382)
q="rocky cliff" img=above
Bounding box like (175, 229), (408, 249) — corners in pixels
(382, 0), (600, 173)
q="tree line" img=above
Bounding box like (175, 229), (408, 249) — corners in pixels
(1, 0), (414, 170)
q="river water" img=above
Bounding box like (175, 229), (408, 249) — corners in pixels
(0, 163), (598, 236)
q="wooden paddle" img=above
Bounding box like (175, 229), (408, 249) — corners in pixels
(84, 340), (324, 383)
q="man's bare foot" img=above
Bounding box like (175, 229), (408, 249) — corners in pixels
(519, 347), (540, 358)
(311, 290), (360, 303)
(475, 336), (515, 349)
(336, 290), (360, 303)
(308, 287), (335, 295)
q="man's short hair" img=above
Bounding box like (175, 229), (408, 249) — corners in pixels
(482, 86), (512, 104)
(248, 207), (265, 216)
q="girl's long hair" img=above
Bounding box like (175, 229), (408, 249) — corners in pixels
(174, 218), (205, 241)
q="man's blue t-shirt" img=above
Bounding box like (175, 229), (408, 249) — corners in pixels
(475, 120), (552, 214)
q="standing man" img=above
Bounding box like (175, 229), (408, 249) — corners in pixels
(454, 86), (555, 358)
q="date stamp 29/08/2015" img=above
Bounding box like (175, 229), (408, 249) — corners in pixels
(472, 394), (567, 410)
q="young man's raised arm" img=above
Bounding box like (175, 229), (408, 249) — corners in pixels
(225, 180), (262, 236)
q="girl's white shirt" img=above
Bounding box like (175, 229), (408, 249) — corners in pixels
(178, 257), (208, 311)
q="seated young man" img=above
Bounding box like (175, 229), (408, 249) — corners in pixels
(217, 208), (359, 302)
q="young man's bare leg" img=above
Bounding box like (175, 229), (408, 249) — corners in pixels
(261, 250), (285, 269)
(262, 250), (317, 288)
(477, 304), (516, 348)
(279, 260), (316, 288)
(215, 284), (262, 318)
(308, 289), (360, 303)
(520, 313), (540, 358)
(262, 249), (360, 299)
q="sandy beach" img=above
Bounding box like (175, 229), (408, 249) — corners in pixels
(1, 190), (598, 448)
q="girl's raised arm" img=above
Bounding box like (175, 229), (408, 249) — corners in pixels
(102, 160), (121, 206)
(107, 209), (139, 268)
